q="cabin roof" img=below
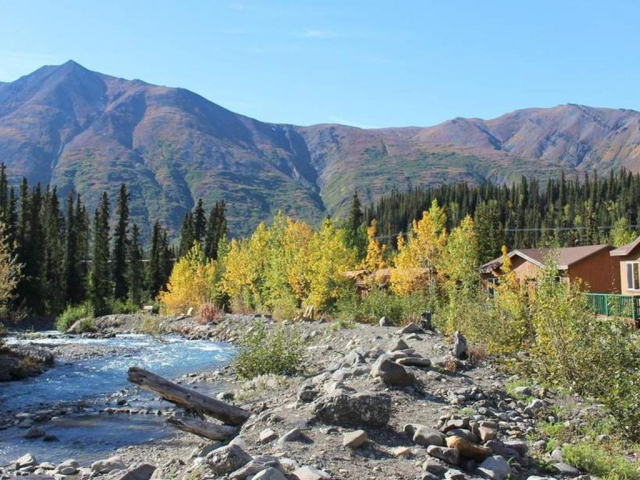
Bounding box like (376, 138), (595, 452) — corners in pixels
(481, 244), (612, 273)
(610, 236), (640, 257)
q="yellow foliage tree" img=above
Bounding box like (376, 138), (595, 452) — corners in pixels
(158, 242), (216, 314)
(391, 199), (448, 296)
(307, 218), (356, 311)
(440, 215), (479, 290)
(361, 219), (386, 272)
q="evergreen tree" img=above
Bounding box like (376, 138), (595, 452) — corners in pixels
(112, 184), (130, 300)
(204, 201), (227, 259)
(193, 199), (207, 244)
(42, 187), (65, 315)
(346, 192), (367, 258)
(91, 192), (111, 315)
(128, 223), (144, 305)
(179, 212), (195, 257)
(147, 220), (171, 298)
(64, 191), (83, 305)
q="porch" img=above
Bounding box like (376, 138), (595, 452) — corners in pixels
(584, 293), (640, 325)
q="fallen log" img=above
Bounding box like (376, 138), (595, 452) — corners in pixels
(127, 367), (249, 426)
(167, 416), (237, 441)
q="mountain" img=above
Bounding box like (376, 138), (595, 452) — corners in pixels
(1, 60), (640, 238)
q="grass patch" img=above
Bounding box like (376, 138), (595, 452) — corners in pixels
(55, 302), (94, 332)
(234, 321), (304, 380)
(563, 443), (639, 480)
(138, 315), (168, 336)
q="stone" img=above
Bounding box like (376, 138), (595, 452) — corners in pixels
(379, 316), (391, 327)
(22, 426), (45, 438)
(513, 386), (532, 396)
(91, 456), (127, 474)
(343, 430), (368, 448)
(423, 459), (448, 475)
(550, 462), (581, 476)
(298, 385), (319, 403)
(292, 466), (331, 479)
(426, 446), (460, 465)
(205, 445), (252, 475)
(279, 428), (305, 443)
(446, 436), (492, 461)
(444, 469), (466, 480)
(313, 392), (391, 427)
(477, 455), (512, 480)
(452, 331), (468, 359)
(398, 322), (421, 335)
(229, 456), (283, 479)
(117, 464), (156, 480)
(186, 307), (194, 317)
(55, 459), (79, 475)
(525, 399), (545, 414)
(421, 311), (433, 330)
(422, 474), (439, 480)
(446, 428), (479, 443)
(396, 357), (432, 368)
(478, 426), (497, 442)
(392, 447), (412, 457)
(413, 427), (445, 447)
(371, 355), (414, 386)
(389, 339), (409, 351)
(15, 454), (37, 469)
(259, 428), (278, 443)
(253, 468), (288, 480)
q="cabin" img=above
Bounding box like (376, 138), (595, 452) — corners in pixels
(610, 236), (640, 295)
(480, 245), (620, 294)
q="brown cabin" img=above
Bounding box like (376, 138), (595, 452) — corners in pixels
(610, 236), (640, 296)
(480, 245), (620, 293)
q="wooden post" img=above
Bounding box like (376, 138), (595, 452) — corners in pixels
(127, 367), (249, 426)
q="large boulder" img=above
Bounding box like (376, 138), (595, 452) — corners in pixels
(477, 455), (512, 480)
(205, 445), (252, 475)
(371, 355), (414, 386)
(91, 456), (127, 474)
(313, 392), (391, 427)
(452, 331), (468, 359)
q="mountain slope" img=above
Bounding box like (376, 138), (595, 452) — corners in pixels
(1, 61), (640, 237)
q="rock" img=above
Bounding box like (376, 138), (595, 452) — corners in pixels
(446, 428), (479, 443)
(253, 468), (288, 480)
(422, 474), (439, 480)
(55, 459), (79, 475)
(444, 469), (466, 480)
(423, 459), (448, 475)
(371, 355), (414, 386)
(22, 426), (45, 438)
(426, 446), (460, 465)
(513, 386), (532, 396)
(478, 426), (497, 442)
(259, 428), (278, 443)
(205, 445), (252, 475)
(525, 399), (545, 414)
(550, 462), (581, 476)
(293, 466), (331, 479)
(452, 331), (468, 359)
(413, 427), (445, 447)
(396, 357), (432, 368)
(280, 428), (305, 443)
(343, 430), (368, 448)
(446, 436), (492, 461)
(229, 456), (283, 479)
(379, 316), (391, 327)
(298, 385), (319, 403)
(117, 464), (156, 480)
(15, 454), (37, 469)
(313, 392), (391, 427)
(398, 322), (421, 335)
(91, 456), (127, 474)
(392, 447), (412, 457)
(389, 339), (410, 351)
(186, 306), (194, 317)
(421, 311), (433, 330)
(477, 455), (512, 480)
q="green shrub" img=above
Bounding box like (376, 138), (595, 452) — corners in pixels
(563, 442), (639, 480)
(55, 303), (94, 332)
(139, 315), (168, 336)
(108, 299), (140, 314)
(234, 321), (303, 380)
(335, 285), (434, 325)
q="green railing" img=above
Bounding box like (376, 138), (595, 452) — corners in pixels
(584, 293), (640, 321)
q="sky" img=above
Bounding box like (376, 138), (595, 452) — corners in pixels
(1, 0), (639, 128)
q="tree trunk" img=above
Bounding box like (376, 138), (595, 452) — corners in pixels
(127, 367), (249, 426)
(167, 416), (237, 441)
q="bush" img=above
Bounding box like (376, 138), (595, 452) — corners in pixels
(139, 315), (168, 336)
(562, 442), (639, 480)
(108, 299), (140, 315)
(335, 285), (434, 325)
(55, 303), (94, 332)
(199, 303), (224, 324)
(234, 321), (303, 380)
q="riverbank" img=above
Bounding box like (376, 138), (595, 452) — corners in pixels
(2, 314), (637, 479)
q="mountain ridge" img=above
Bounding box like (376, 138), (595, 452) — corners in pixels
(1, 61), (640, 237)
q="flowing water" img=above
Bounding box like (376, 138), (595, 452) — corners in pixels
(0, 333), (236, 464)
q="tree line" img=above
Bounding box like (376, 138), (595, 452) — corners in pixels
(0, 164), (227, 318)
(365, 169), (640, 262)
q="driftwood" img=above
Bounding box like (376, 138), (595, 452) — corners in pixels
(167, 416), (237, 441)
(127, 367), (249, 426)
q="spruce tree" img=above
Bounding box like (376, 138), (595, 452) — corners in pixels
(193, 199), (207, 244)
(179, 211), (195, 257)
(42, 187), (65, 315)
(128, 223), (144, 305)
(64, 191), (83, 305)
(91, 192), (111, 315)
(204, 201), (227, 259)
(112, 184), (130, 301)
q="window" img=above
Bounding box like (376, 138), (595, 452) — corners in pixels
(626, 262), (640, 290)
(487, 277), (499, 297)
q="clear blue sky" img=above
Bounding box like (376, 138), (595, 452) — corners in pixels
(1, 0), (639, 128)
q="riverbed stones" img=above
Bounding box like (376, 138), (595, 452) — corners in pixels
(342, 430), (368, 448)
(398, 322), (421, 335)
(312, 392), (391, 427)
(205, 445), (252, 475)
(477, 455), (512, 480)
(91, 456), (127, 474)
(446, 436), (492, 461)
(22, 426), (45, 438)
(229, 456), (283, 479)
(259, 428), (278, 443)
(388, 338), (409, 352)
(371, 355), (414, 386)
(253, 467), (288, 480)
(54, 459), (79, 476)
(117, 463), (156, 480)
(412, 427), (445, 447)
(426, 446), (460, 465)
(452, 331), (468, 359)
(396, 356), (432, 368)
(292, 466), (331, 480)
(15, 454), (36, 470)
